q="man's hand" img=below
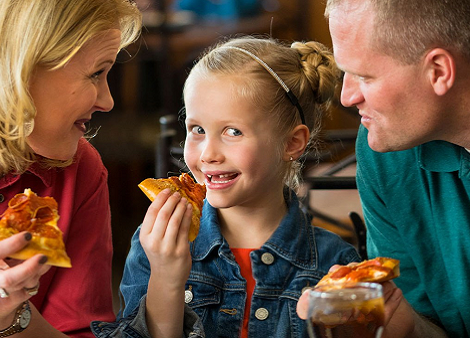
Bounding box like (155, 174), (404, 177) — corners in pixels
(297, 265), (447, 338)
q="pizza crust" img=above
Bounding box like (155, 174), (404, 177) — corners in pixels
(5, 241), (71, 268)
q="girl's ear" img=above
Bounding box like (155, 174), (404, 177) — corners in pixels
(284, 124), (310, 161)
(424, 48), (455, 96)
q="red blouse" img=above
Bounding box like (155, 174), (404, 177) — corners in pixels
(0, 139), (115, 337)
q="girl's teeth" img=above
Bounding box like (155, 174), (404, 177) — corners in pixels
(212, 179), (231, 184)
(207, 173), (235, 183)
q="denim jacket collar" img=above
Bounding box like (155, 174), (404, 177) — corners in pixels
(190, 190), (317, 270)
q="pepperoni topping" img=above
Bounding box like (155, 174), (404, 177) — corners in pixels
(357, 259), (382, 268)
(33, 206), (55, 222)
(1, 191), (58, 233)
(330, 266), (353, 279)
(8, 194), (29, 209)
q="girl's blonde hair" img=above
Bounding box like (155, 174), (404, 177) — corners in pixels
(183, 36), (340, 191)
(0, 0), (142, 176)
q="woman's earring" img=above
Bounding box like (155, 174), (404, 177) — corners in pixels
(289, 156), (294, 161)
(24, 120), (34, 136)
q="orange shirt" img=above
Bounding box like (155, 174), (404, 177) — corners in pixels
(231, 248), (257, 338)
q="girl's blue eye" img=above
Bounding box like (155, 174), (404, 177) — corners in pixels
(191, 126), (205, 134)
(226, 128), (242, 136)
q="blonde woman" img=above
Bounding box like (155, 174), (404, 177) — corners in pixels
(0, 1), (141, 337)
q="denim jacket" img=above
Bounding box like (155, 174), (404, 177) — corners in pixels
(95, 191), (360, 338)
(91, 295), (204, 338)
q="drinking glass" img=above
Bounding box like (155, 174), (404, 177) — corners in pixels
(307, 282), (385, 338)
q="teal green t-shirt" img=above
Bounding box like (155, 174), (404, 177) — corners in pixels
(356, 125), (470, 337)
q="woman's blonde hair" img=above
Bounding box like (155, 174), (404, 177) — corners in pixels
(183, 36), (340, 191)
(0, 0), (142, 176)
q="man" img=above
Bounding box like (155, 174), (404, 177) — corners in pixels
(298, 0), (470, 337)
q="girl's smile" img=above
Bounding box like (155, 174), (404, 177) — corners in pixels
(204, 172), (240, 189)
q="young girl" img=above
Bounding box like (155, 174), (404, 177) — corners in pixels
(100, 36), (361, 337)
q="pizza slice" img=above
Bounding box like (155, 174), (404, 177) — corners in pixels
(0, 189), (71, 268)
(316, 257), (400, 287)
(138, 173), (206, 242)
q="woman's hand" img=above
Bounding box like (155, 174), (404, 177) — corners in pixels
(0, 232), (50, 327)
(139, 189), (193, 291)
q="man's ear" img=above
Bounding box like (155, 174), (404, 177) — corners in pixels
(424, 48), (455, 96)
(284, 124), (310, 161)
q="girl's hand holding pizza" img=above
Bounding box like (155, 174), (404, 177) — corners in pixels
(139, 189), (193, 291)
(140, 189), (193, 337)
(137, 175), (205, 337)
(0, 232), (50, 327)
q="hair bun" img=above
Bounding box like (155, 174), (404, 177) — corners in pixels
(291, 41), (340, 105)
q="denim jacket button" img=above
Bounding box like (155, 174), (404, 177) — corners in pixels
(261, 253), (275, 265)
(185, 290), (193, 303)
(255, 307), (269, 320)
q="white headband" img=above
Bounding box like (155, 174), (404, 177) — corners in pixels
(223, 46), (306, 125)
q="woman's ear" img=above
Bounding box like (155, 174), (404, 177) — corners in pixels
(424, 48), (455, 96)
(284, 124), (310, 161)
